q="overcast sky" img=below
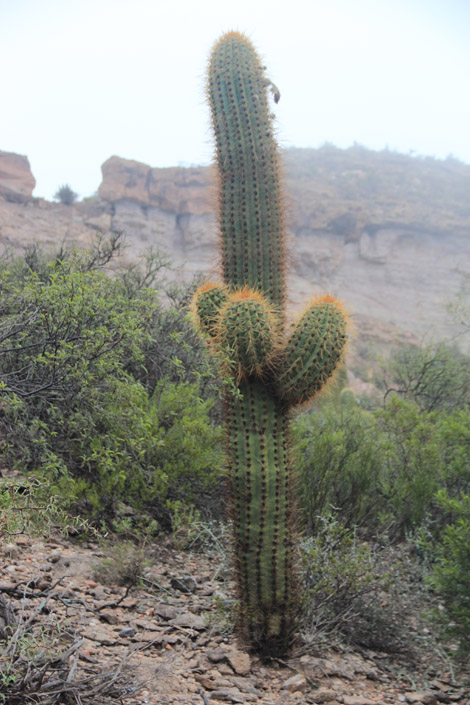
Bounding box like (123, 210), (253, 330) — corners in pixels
(1, 0), (469, 200)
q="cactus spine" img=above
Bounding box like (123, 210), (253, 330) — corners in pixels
(192, 32), (347, 656)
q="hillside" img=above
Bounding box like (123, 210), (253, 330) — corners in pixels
(1, 145), (469, 359)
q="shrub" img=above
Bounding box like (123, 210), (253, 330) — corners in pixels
(427, 492), (470, 653)
(0, 242), (223, 531)
(378, 341), (470, 412)
(300, 515), (395, 647)
(293, 392), (470, 540)
(0, 477), (89, 540)
(293, 394), (382, 533)
(53, 184), (78, 205)
(93, 541), (150, 587)
(376, 396), (444, 535)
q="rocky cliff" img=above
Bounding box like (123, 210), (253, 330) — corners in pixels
(1, 146), (469, 357)
(0, 151), (36, 202)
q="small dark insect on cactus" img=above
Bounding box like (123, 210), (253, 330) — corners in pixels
(192, 32), (348, 657)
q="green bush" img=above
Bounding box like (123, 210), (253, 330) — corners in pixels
(427, 492), (470, 653)
(378, 341), (470, 412)
(376, 396), (444, 535)
(293, 394), (382, 533)
(294, 391), (470, 539)
(0, 243), (223, 531)
(53, 183), (78, 205)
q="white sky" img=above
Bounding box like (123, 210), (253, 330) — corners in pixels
(1, 0), (469, 200)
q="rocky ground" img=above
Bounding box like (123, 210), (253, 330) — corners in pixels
(1, 532), (469, 705)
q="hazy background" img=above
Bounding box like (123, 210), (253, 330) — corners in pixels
(1, 0), (469, 200)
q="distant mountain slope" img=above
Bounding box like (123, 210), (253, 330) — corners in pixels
(1, 146), (469, 358)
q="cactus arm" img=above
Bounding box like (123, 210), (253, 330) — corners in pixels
(218, 288), (278, 378)
(277, 296), (347, 406)
(192, 281), (230, 337)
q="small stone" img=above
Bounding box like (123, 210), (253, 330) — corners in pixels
(342, 697), (377, 705)
(171, 576), (197, 593)
(15, 535), (31, 546)
(172, 611), (206, 630)
(209, 688), (245, 703)
(47, 553), (61, 563)
(207, 647), (228, 663)
(308, 688), (338, 704)
(119, 627), (137, 638)
(153, 603), (178, 620)
(2, 543), (19, 559)
(226, 648), (251, 676)
(405, 693), (438, 705)
(282, 674), (308, 692)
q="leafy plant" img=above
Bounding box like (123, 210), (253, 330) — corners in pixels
(53, 183), (78, 205)
(293, 394), (381, 533)
(378, 341), (470, 412)
(427, 492), (470, 653)
(300, 515), (395, 648)
(0, 241), (223, 531)
(94, 541), (150, 587)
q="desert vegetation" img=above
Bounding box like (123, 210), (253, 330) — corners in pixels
(0, 238), (469, 701)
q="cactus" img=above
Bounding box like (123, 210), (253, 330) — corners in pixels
(192, 32), (347, 656)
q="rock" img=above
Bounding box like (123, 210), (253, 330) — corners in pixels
(2, 543), (20, 559)
(226, 648), (251, 676)
(171, 611), (206, 630)
(0, 151), (35, 202)
(308, 687), (338, 703)
(119, 627), (137, 638)
(153, 603), (178, 620)
(282, 673), (308, 692)
(99, 156), (213, 216)
(15, 535), (31, 546)
(170, 576), (198, 593)
(405, 693), (438, 705)
(209, 687), (251, 703)
(47, 553), (61, 563)
(342, 697), (377, 705)
(207, 647), (228, 663)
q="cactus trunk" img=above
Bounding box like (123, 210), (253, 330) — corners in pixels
(226, 379), (294, 653)
(192, 32), (348, 657)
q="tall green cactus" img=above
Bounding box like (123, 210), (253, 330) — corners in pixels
(192, 32), (347, 656)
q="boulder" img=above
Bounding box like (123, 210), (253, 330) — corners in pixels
(0, 151), (36, 202)
(98, 156), (214, 215)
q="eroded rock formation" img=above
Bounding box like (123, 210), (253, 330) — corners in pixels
(0, 151), (36, 202)
(0, 146), (469, 352)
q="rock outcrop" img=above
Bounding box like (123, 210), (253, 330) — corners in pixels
(1, 146), (469, 355)
(99, 156), (214, 216)
(0, 151), (36, 202)
(97, 150), (470, 348)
